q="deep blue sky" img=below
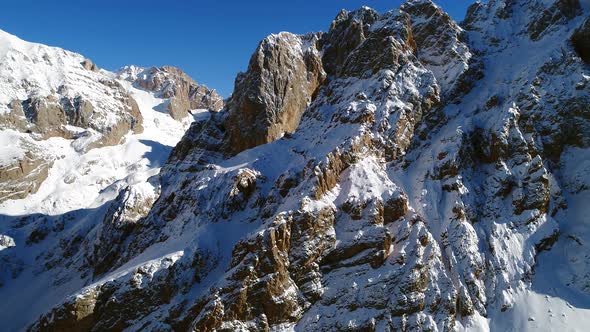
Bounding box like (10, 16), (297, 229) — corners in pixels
(0, 0), (474, 97)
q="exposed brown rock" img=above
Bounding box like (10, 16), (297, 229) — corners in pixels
(314, 135), (372, 199)
(193, 216), (302, 331)
(0, 100), (27, 131)
(339, 11), (416, 79)
(124, 66), (223, 120)
(22, 95), (68, 135)
(81, 59), (98, 72)
(320, 7), (380, 76)
(383, 192), (409, 224)
(224, 32), (325, 153)
(92, 95), (143, 148)
(0, 151), (52, 203)
(5, 93), (142, 148)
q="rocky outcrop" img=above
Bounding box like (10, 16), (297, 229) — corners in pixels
(320, 7), (380, 76)
(118, 66), (223, 120)
(89, 182), (159, 276)
(0, 235), (15, 250)
(29, 254), (181, 332)
(401, 0), (474, 99)
(5, 93), (143, 148)
(81, 59), (98, 72)
(174, 6), (437, 158)
(224, 32), (325, 153)
(0, 151), (52, 203)
(528, 0), (582, 40)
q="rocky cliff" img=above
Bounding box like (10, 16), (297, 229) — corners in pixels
(1, 0), (590, 331)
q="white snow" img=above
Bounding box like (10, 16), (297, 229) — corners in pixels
(0, 74), (194, 331)
(0, 130), (25, 167)
(0, 29), (130, 128)
(0, 82), (192, 216)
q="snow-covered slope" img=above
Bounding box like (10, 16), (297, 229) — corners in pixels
(0, 29), (143, 141)
(1, 0), (590, 331)
(0, 30), (210, 330)
(0, 82), (193, 330)
(0, 29), (146, 204)
(0, 82), (192, 216)
(117, 65), (224, 120)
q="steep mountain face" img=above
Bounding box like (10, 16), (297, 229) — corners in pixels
(1, 0), (590, 331)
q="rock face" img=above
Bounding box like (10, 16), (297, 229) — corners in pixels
(0, 150), (51, 203)
(224, 32), (325, 153)
(6, 93), (143, 147)
(572, 17), (590, 63)
(2, 1), (590, 331)
(401, 0), (474, 99)
(118, 65), (223, 120)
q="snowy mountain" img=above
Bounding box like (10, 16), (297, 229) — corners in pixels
(1, 0), (590, 331)
(0, 29), (221, 330)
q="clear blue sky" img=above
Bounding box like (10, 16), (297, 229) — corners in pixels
(0, 0), (474, 97)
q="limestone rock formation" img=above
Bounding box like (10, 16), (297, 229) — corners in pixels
(0, 150), (51, 203)
(223, 32), (325, 153)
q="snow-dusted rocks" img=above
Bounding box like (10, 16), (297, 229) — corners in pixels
(0, 131), (52, 203)
(401, 0), (474, 100)
(0, 29), (144, 201)
(0, 30), (143, 145)
(3, 0), (590, 331)
(118, 65), (223, 120)
(0, 234), (15, 251)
